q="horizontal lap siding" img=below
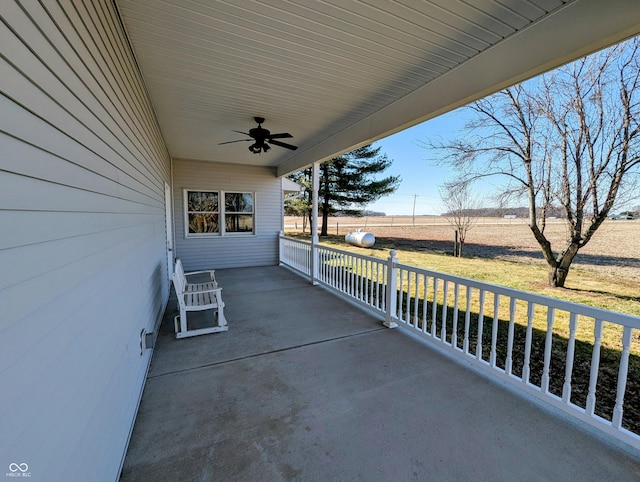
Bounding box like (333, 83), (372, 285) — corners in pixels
(0, 1), (171, 481)
(173, 159), (282, 270)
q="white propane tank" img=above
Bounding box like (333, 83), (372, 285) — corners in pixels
(345, 229), (375, 248)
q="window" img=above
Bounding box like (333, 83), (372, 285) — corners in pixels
(224, 192), (254, 233)
(184, 190), (255, 236)
(186, 190), (219, 234)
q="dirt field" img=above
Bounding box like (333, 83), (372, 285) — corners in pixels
(284, 216), (640, 280)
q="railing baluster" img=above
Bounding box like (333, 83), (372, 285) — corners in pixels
(422, 276), (429, 334)
(523, 302), (535, 384)
(370, 260), (375, 307)
(364, 260), (369, 305)
(613, 326), (633, 429)
(541, 307), (555, 394)
(405, 271), (412, 325)
(353, 258), (362, 300)
(490, 294), (500, 367)
(452, 283), (460, 349)
(431, 278), (439, 337)
(360, 258), (364, 302)
(343, 255), (348, 294)
(413, 273), (420, 329)
(562, 313), (578, 403)
(476, 289), (486, 361)
(375, 263), (380, 309)
(506, 297), (516, 375)
(348, 255), (352, 295)
(380, 264), (386, 312)
(463, 286), (472, 354)
(354, 256), (359, 298)
(354, 256), (358, 298)
(441, 281), (449, 343)
(586, 319), (604, 416)
(353, 256), (358, 299)
(354, 256), (358, 299)
(398, 269), (405, 322)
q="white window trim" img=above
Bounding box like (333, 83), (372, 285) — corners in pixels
(184, 189), (256, 238)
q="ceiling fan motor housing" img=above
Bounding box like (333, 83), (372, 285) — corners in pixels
(219, 117), (297, 153)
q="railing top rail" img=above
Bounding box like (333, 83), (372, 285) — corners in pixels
(396, 262), (640, 328)
(280, 235), (312, 246)
(316, 244), (386, 265)
(280, 235), (386, 265)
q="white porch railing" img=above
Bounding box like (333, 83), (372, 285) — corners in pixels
(279, 234), (640, 449)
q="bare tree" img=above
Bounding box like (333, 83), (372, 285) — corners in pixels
(427, 37), (640, 287)
(440, 182), (479, 257)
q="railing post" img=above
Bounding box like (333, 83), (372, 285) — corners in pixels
(278, 231), (284, 266)
(311, 237), (319, 285)
(384, 249), (398, 328)
(310, 162), (319, 285)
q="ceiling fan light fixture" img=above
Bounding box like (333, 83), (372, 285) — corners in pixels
(223, 118), (297, 153)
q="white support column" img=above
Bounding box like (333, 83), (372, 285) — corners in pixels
(384, 250), (398, 328)
(310, 162), (320, 285)
(278, 230), (284, 266)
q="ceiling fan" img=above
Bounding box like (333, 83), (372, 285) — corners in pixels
(219, 117), (298, 154)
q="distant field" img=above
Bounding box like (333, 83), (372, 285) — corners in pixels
(284, 216), (640, 281)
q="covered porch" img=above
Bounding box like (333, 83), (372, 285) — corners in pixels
(120, 266), (639, 481)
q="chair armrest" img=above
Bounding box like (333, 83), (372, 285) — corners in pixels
(184, 269), (216, 280)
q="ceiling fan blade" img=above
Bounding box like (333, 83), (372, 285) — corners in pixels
(268, 139), (298, 150)
(218, 139), (252, 145)
(232, 130), (251, 136)
(268, 132), (293, 139)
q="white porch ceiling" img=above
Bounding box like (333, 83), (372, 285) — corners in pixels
(116, 0), (640, 176)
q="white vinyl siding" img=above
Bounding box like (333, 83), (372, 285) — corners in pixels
(1, 2), (171, 481)
(174, 159), (282, 270)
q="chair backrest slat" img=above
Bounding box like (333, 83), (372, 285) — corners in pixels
(172, 259), (187, 304)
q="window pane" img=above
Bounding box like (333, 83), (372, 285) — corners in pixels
(225, 193), (253, 213)
(225, 214), (253, 233)
(188, 191), (218, 212)
(188, 213), (219, 233)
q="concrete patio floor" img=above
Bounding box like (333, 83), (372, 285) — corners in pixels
(120, 266), (640, 481)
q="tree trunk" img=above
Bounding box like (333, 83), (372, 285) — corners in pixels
(454, 230), (459, 257)
(548, 266), (569, 288)
(547, 243), (580, 288)
(320, 208), (329, 236)
(320, 165), (330, 236)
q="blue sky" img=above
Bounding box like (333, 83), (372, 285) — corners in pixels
(366, 109), (474, 216)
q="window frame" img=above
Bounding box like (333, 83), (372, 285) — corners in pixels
(222, 191), (255, 235)
(184, 189), (256, 238)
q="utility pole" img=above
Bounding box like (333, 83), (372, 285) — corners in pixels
(412, 194), (418, 226)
